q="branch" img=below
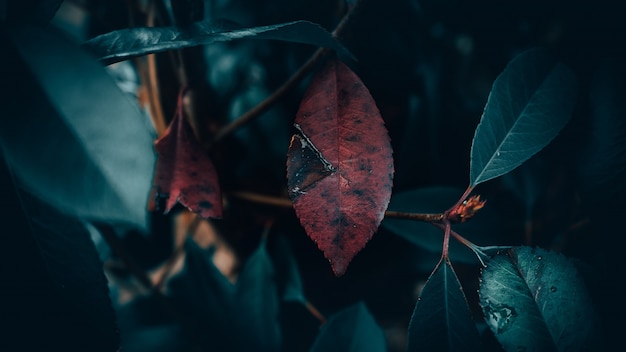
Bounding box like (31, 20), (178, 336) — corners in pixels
(211, 0), (359, 145)
(229, 190), (446, 223)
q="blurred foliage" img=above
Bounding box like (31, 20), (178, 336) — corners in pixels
(2, 0), (623, 351)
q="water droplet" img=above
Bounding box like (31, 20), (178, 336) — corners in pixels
(496, 151), (501, 156)
(537, 256), (542, 260)
(484, 304), (517, 334)
(550, 286), (557, 292)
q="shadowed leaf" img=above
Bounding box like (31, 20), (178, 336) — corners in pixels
(0, 25), (155, 231)
(152, 89), (222, 219)
(470, 48), (578, 186)
(4, 0), (63, 24)
(310, 302), (386, 352)
(286, 58), (394, 276)
(479, 246), (603, 351)
(83, 20), (355, 66)
(407, 258), (481, 351)
(1, 157), (119, 351)
(168, 237), (281, 352)
(270, 234), (306, 304)
(578, 60), (626, 210)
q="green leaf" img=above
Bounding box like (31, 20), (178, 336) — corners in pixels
(382, 187), (508, 264)
(310, 302), (386, 352)
(83, 20), (355, 66)
(0, 25), (155, 231)
(168, 237), (281, 352)
(407, 258), (481, 351)
(470, 48), (578, 186)
(479, 246), (603, 351)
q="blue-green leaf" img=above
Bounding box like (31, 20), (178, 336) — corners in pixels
(168, 237), (281, 352)
(310, 302), (386, 352)
(407, 258), (481, 351)
(479, 246), (603, 351)
(83, 20), (355, 66)
(470, 48), (578, 186)
(1, 24), (155, 231)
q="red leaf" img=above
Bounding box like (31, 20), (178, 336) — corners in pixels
(151, 88), (222, 219)
(286, 59), (394, 276)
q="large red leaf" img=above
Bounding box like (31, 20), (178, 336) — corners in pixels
(286, 59), (394, 276)
(151, 88), (222, 219)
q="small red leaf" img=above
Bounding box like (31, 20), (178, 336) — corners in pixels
(286, 59), (394, 276)
(151, 88), (222, 219)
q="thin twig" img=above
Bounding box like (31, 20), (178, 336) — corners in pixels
(141, 1), (168, 136)
(97, 224), (205, 349)
(385, 210), (444, 223)
(228, 190), (448, 223)
(305, 300), (328, 324)
(229, 191), (293, 208)
(211, 0), (360, 145)
(153, 214), (202, 289)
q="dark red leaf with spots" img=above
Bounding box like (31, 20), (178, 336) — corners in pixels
(151, 88), (222, 219)
(286, 58), (394, 276)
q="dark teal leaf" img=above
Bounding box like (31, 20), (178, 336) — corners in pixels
(407, 258), (481, 352)
(270, 234), (306, 304)
(578, 60), (626, 210)
(83, 20), (355, 66)
(382, 187), (507, 264)
(479, 246), (603, 351)
(4, 0), (63, 24)
(470, 48), (578, 186)
(310, 302), (386, 352)
(1, 157), (119, 351)
(500, 155), (550, 218)
(168, 237), (281, 352)
(0, 25), (155, 231)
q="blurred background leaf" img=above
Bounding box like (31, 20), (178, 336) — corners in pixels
(0, 155), (119, 352)
(0, 24), (156, 232)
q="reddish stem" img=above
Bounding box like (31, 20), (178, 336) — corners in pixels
(445, 185), (474, 215)
(442, 220), (451, 259)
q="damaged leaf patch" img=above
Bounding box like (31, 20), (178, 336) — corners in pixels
(151, 88), (222, 219)
(286, 59), (394, 276)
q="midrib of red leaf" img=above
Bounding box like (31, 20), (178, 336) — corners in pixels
(151, 88), (222, 219)
(287, 59), (394, 276)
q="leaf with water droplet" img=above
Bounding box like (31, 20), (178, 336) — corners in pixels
(470, 48), (578, 186)
(479, 246), (603, 351)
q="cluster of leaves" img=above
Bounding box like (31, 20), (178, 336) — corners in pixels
(1, 0), (622, 351)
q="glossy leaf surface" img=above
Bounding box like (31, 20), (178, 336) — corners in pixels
(286, 58), (394, 276)
(470, 48), (577, 186)
(479, 246), (603, 351)
(84, 20), (354, 66)
(382, 187), (506, 264)
(1, 25), (155, 231)
(168, 238), (281, 352)
(310, 302), (386, 352)
(407, 258), (481, 351)
(152, 89), (222, 219)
